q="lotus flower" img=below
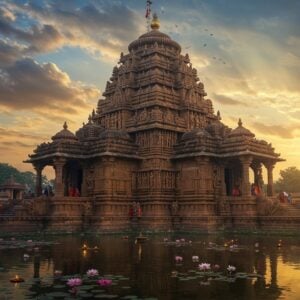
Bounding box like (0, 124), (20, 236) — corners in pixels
(212, 264), (220, 271)
(199, 263), (211, 271)
(175, 255), (183, 263)
(227, 265), (236, 274)
(180, 238), (185, 243)
(175, 239), (180, 243)
(67, 278), (82, 287)
(97, 278), (112, 286)
(163, 238), (168, 242)
(86, 269), (99, 277)
(23, 254), (30, 259)
(192, 256), (199, 262)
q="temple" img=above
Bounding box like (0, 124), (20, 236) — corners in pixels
(25, 15), (283, 230)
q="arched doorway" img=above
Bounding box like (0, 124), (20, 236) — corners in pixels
(224, 160), (243, 196)
(63, 160), (83, 197)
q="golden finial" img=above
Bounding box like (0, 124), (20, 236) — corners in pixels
(238, 118), (242, 127)
(151, 13), (160, 30)
(63, 121), (68, 130)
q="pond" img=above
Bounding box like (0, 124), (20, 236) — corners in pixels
(0, 233), (300, 299)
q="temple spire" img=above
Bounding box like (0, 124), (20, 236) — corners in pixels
(151, 13), (160, 30)
(63, 121), (68, 130)
(238, 118), (243, 127)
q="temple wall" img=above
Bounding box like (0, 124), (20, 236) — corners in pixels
(175, 158), (216, 217)
(91, 157), (138, 230)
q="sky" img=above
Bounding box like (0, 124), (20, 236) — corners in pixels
(0, 0), (299, 180)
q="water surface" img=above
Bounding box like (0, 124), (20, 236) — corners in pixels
(0, 234), (300, 299)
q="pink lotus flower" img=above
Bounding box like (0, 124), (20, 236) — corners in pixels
(67, 278), (82, 287)
(97, 278), (112, 286)
(86, 269), (99, 277)
(199, 263), (211, 271)
(175, 255), (183, 263)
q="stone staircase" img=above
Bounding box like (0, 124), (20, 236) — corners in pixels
(280, 203), (300, 216)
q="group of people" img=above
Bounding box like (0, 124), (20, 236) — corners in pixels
(43, 185), (53, 197)
(129, 201), (142, 218)
(251, 184), (261, 196)
(231, 183), (262, 197)
(279, 191), (292, 204)
(68, 186), (80, 197)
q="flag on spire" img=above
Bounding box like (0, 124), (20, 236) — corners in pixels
(145, 0), (152, 18)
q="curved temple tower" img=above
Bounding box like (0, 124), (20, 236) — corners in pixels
(26, 15), (283, 231)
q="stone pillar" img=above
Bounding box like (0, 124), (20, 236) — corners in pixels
(34, 165), (43, 197)
(53, 159), (66, 197)
(266, 163), (275, 197)
(219, 164), (227, 196)
(240, 156), (252, 197)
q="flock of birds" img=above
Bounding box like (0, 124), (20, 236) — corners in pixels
(158, 6), (228, 66)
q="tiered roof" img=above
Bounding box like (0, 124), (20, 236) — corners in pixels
(26, 15), (282, 165)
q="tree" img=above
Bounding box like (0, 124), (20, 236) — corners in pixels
(0, 163), (49, 191)
(274, 167), (300, 193)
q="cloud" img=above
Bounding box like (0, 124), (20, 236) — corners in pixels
(1, 141), (35, 148)
(6, 1), (143, 60)
(212, 93), (249, 106)
(0, 127), (47, 140)
(251, 122), (296, 139)
(0, 58), (100, 117)
(0, 40), (25, 67)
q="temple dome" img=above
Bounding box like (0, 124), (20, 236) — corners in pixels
(228, 119), (255, 138)
(128, 14), (181, 52)
(52, 122), (77, 141)
(76, 116), (103, 141)
(181, 128), (211, 141)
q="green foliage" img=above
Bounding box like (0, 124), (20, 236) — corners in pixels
(0, 163), (49, 191)
(274, 167), (300, 192)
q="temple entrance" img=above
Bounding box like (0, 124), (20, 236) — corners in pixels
(63, 160), (83, 197)
(224, 160), (243, 196)
(225, 168), (233, 196)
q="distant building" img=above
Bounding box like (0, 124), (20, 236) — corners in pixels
(0, 176), (25, 202)
(25, 15), (283, 230)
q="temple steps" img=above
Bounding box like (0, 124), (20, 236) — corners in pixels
(280, 203), (300, 216)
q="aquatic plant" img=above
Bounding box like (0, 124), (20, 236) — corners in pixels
(192, 256), (199, 262)
(198, 263), (211, 271)
(227, 265), (236, 275)
(66, 278), (82, 287)
(86, 268), (99, 277)
(175, 255), (183, 263)
(97, 278), (112, 286)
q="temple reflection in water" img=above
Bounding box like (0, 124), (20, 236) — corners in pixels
(1, 235), (299, 299)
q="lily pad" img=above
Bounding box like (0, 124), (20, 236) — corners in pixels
(46, 291), (69, 298)
(79, 285), (94, 291)
(91, 289), (106, 294)
(53, 284), (65, 289)
(94, 295), (119, 299)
